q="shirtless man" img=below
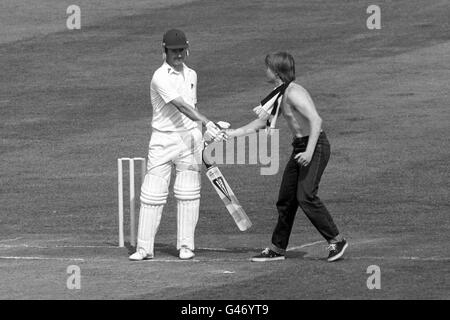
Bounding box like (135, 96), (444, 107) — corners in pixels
(226, 52), (348, 262)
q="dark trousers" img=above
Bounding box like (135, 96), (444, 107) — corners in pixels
(271, 132), (339, 251)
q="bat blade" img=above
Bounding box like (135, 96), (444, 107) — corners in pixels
(205, 166), (252, 231)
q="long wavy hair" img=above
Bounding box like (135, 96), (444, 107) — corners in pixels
(265, 52), (296, 83)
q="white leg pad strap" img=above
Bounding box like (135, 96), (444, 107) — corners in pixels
(174, 170), (201, 250)
(140, 174), (169, 205)
(173, 170), (201, 201)
(136, 174), (169, 255)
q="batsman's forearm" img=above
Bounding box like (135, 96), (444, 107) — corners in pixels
(178, 104), (209, 124)
(170, 98), (210, 125)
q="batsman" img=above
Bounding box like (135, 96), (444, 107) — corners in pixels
(129, 29), (226, 261)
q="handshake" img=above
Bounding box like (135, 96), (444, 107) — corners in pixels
(204, 121), (232, 143)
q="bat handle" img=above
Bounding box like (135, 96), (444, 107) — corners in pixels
(202, 156), (213, 169)
(202, 121), (229, 169)
(202, 140), (214, 169)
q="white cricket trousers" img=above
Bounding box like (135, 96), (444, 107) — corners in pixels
(136, 127), (203, 256)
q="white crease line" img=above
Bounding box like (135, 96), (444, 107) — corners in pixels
(198, 259), (258, 262)
(0, 242), (324, 252)
(3, 255), (446, 263)
(287, 238), (388, 252)
(36, 238), (73, 242)
(287, 240), (326, 251)
(0, 244), (50, 249)
(0, 244), (119, 249)
(0, 241), (326, 251)
(0, 256), (85, 262)
(197, 247), (258, 252)
(131, 259), (201, 263)
(350, 256), (450, 262)
(198, 247), (235, 251)
(199, 241), (326, 253)
(55, 245), (119, 248)
(0, 237), (23, 243)
(0, 244), (47, 249)
(130, 258), (248, 263)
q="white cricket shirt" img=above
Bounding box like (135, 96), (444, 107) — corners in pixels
(150, 62), (198, 132)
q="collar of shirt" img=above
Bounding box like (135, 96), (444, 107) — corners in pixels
(163, 61), (191, 75)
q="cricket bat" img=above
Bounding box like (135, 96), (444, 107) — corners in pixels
(203, 124), (252, 231)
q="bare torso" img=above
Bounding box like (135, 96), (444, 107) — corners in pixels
(280, 83), (310, 137)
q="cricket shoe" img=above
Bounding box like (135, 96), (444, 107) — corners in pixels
(251, 248), (285, 262)
(327, 239), (348, 262)
(179, 247), (195, 260)
(129, 248), (153, 261)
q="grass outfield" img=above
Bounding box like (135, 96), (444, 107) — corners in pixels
(0, 0), (196, 44)
(0, 0), (449, 300)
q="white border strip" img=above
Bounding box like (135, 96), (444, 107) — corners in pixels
(199, 240), (326, 253)
(0, 244), (119, 249)
(0, 256), (84, 262)
(350, 256), (450, 262)
(0, 237), (23, 243)
(287, 240), (326, 251)
(130, 258), (250, 263)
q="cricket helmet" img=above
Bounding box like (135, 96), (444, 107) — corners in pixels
(162, 29), (189, 49)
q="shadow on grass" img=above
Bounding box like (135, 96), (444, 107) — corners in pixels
(286, 251), (308, 260)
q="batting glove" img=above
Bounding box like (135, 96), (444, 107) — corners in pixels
(216, 121), (231, 129)
(204, 121), (225, 142)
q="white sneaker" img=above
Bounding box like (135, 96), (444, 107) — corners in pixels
(129, 248), (153, 261)
(179, 247), (195, 260)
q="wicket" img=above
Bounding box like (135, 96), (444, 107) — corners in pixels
(117, 157), (146, 247)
